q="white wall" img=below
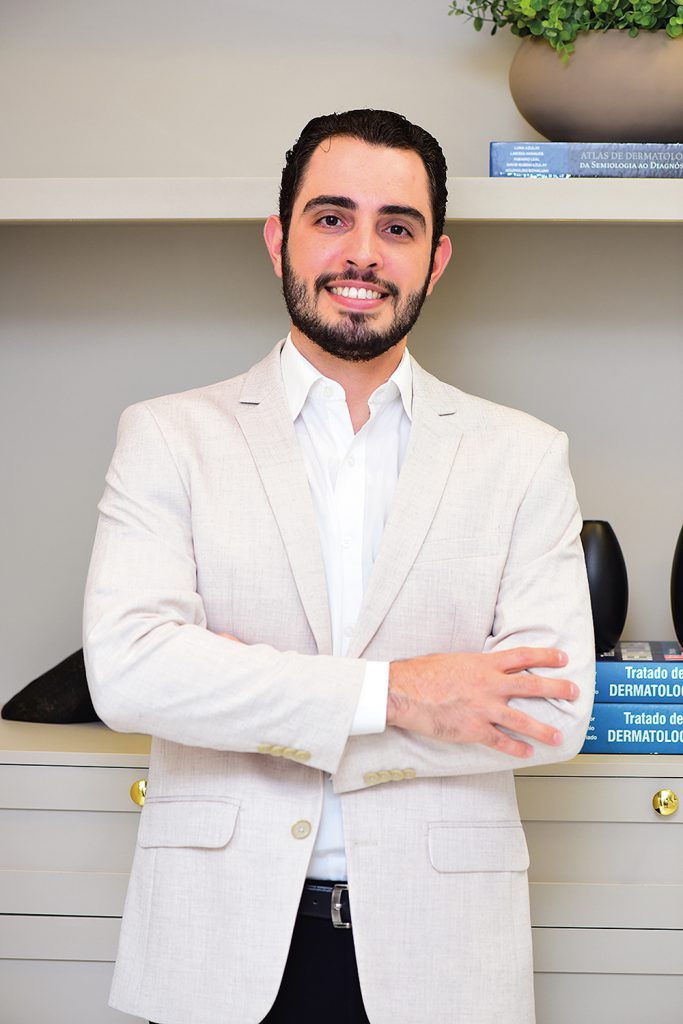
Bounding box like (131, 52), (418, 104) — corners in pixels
(1, 1), (681, 704)
(0, 0), (528, 178)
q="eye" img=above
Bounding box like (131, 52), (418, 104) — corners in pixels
(317, 214), (344, 228)
(386, 224), (413, 238)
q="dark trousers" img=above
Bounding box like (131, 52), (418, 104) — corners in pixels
(150, 911), (371, 1024)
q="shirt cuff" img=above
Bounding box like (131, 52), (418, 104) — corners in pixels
(349, 661), (389, 736)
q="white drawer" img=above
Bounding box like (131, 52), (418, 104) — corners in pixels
(0, 764), (148, 812)
(0, 959), (145, 1024)
(0, 915), (121, 961)
(516, 775), (683, 824)
(532, 927), (683, 974)
(1, 807), (141, 915)
(523, 819), (682, 884)
(534, 971), (683, 1024)
(518, 774), (683, 929)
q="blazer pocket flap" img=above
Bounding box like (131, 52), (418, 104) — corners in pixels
(138, 797), (240, 849)
(428, 823), (529, 873)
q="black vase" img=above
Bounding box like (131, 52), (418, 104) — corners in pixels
(1, 649), (100, 724)
(672, 525), (683, 647)
(580, 520), (629, 655)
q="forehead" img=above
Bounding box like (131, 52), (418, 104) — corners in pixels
(294, 136), (432, 224)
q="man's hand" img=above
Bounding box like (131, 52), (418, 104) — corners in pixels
(387, 647), (579, 758)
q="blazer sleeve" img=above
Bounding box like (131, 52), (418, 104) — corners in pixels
(83, 401), (365, 773)
(331, 430), (596, 793)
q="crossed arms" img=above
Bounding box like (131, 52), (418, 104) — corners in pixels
(83, 399), (594, 791)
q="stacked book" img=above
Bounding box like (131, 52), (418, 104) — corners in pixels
(490, 142), (683, 178)
(581, 641), (683, 754)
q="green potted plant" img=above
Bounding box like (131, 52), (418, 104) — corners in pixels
(448, 0), (683, 140)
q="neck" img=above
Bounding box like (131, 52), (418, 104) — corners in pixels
(290, 327), (406, 433)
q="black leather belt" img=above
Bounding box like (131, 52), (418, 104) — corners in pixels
(299, 880), (351, 929)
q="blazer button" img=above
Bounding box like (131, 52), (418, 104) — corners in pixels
(390, 769), (404, 781)
(293, 750), (311, 762)
(291, 820), (312, 840)
(363, 772), (379, 786)
(403, 768), (417, 779)
(270, 745), (285, 756)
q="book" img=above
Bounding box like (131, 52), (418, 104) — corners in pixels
(490, 142), (683, 179)
(580, 702), (683, 754)
(595, 641), (683, 703)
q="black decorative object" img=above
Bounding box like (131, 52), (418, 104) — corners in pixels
(580, 520), (629, 655)
(1, 648), (100, 724)
(672, 525), (683, 647)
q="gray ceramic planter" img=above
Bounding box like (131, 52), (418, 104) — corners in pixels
(509, 31), (683, 142)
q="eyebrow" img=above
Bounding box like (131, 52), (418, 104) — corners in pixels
(301, 195), (427, 233)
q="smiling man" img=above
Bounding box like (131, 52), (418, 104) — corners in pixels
(84, 110), (594, 1024)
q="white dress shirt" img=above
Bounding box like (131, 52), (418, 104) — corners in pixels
(280, 335), (413, 880)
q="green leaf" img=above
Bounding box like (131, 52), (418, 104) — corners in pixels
(474, 15), (484, 27)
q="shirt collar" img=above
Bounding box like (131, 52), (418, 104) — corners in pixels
(280, 333), (413, 422)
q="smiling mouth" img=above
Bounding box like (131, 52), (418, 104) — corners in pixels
(327, 284), (385, 301)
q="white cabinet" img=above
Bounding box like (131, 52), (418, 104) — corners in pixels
(516, 755), (683, 1024)
(0, 720), (149, 1024)
(3, 720), (682, 1023)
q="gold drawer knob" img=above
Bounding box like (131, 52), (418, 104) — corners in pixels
(652, 789), (678, 816)
(130, 779), (147, 807)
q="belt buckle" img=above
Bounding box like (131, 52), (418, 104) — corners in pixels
(331, 883), (350, 929)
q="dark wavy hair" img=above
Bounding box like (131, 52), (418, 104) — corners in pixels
(279, 109), (448, 257)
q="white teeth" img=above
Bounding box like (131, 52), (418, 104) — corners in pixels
(330, 286), (381, 300)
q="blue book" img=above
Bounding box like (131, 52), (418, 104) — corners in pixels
(490, 142), (683, 178)
(595, 641), (683, 702)
(580, 702), (683, 754)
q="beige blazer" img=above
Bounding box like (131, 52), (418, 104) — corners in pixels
(83, 340), (594, 1024)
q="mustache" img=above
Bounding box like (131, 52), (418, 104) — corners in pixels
(315, 269), (399, 298)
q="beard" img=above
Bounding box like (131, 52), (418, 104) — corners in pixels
(280, 246), (432, 363)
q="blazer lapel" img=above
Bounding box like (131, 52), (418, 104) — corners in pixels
(347, 361), (464, 659)
(234, 344), (333, 655)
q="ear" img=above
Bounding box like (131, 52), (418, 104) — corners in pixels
(425, 234), (453, 296)
(264, 215), (284, 280)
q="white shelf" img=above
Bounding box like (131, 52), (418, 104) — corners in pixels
(516, 753), (683, 778)
(0, 176), (681, 224)
(0, 177), (278, 223)
(0, 719), (150, 768)
(451, 176), (683, 223)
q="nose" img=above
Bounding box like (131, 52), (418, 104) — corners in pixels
(343, 222), (382, 272)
